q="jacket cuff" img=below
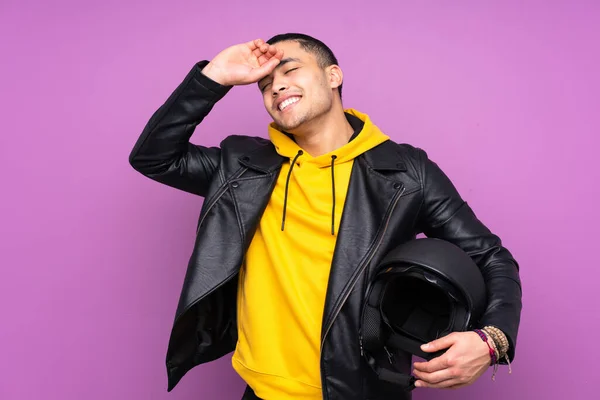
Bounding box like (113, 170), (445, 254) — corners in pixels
(192, 60), (233, 100)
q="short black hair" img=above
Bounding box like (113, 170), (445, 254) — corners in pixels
(267, 33), (343, 99)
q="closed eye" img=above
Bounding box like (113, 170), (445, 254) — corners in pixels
(260, 68), (299, 92)
(260, 82), (272, 92)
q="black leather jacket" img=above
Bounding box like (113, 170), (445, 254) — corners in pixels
(129, 61), (523, 400)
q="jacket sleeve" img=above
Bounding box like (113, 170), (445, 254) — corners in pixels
(415, 149), (523, 363)
(129, 60), (233, 197)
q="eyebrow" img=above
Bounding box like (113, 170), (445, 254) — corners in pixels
(258, 57), (302, 87)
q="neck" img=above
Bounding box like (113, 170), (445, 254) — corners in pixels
(288, 104), (354, 157)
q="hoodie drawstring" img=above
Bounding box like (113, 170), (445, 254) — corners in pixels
(330, 155), (337, 236)
(280, 150), (338, 236)
(281, 150), (303, 231)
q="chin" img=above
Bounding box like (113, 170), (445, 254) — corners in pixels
(274, 114), (306, 132)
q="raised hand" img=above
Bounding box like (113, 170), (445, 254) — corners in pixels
(201, 39), (284, 86)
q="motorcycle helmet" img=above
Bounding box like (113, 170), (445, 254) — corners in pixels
(360, 238), (487, 391)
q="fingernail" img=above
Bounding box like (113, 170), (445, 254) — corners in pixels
(421, 343), (430, 349)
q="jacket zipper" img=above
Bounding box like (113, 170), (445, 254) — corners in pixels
(320, 184), (405, 399)
(196, 167), (248, 234)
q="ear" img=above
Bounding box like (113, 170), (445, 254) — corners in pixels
(327, 65), (343, 91)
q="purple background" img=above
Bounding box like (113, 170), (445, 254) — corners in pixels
(1, 1), (598, 399)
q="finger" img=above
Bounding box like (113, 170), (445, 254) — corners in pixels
(421, 332), (458, 353)
(247, 57), (281, 82)
(257, 46), (276, 63)
(253, 46), (269, 58)
(256, 46), (283, 66)
(415, 378), (461, 389)
(413, 355), (451, 373)
(247, 38), (264, 51)
(254, 43), (276, 61)
(250, 39), (268, 57)
(270, 47), (284, 61)
(257, 52), (272, 65)
(252, 47), (264, 58)
(258, 46), (283, 65)
(412, 367), (456, 385)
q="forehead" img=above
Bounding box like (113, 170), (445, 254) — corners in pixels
(272, 40), (318, 64)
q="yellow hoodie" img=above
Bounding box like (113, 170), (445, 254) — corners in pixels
(232, 109), (390, 399)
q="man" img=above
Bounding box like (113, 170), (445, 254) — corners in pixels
(129, 33), (522, 400)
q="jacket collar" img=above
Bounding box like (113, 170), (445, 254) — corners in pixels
(239, 136), (405, 174)
(238, 141), (285, 174)
(362, 140), (407, 171)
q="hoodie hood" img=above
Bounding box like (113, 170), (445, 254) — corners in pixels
(266, 109), (390, 235)
(268, 108), (390, 167)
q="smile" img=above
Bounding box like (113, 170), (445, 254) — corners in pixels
(278, 97), (301, 111)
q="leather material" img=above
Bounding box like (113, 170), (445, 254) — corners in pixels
(129, 61), (523, 400)
(242, 385), (262, 400)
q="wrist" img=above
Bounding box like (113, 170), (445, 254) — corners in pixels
(478, 326), (514, 380)
(482, 326), (509, 360)
(473, 329), (498, 366)
(201, 62), (229, 86)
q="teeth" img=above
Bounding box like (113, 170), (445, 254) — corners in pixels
(279, 97), (300, 111)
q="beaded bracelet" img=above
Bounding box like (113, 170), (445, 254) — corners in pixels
(473, 329), (499, 380)
(482, 326), (512, 374)
(483, 326), (509, 358)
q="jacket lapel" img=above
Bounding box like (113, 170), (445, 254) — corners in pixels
(321, 141), (408, 338)
(233, 142), (285, 247)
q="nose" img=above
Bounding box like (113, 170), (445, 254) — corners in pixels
(271, 77), (289, 96)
